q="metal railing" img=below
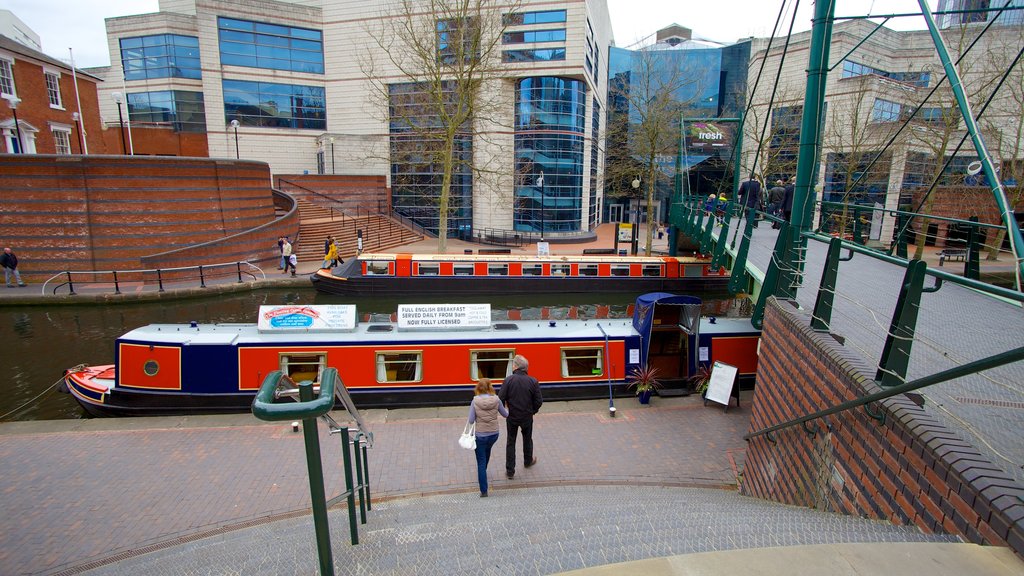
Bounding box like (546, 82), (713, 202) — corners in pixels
(39, 261), (265, 296)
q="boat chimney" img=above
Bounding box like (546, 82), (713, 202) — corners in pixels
(190, 321), (198, 328)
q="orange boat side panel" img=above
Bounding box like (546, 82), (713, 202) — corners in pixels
(237, 340), (628, 391)
(119, 343), (182, 390)
(711, 336), (759, 375)
(395, 254), (412, 277)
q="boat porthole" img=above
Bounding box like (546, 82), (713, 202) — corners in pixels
(143, 360), (160, 377)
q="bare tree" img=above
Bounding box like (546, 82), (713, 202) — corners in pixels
(362, 0), (516, 253)
(604, 48), (703, 255)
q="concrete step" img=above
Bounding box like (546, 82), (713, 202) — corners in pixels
(557, 542), (1024, 576)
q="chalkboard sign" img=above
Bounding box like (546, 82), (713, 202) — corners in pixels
(703, 361), (740, 412)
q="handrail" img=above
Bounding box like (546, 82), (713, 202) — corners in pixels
(744, 345), (1024, 442)
(278, 178), (357, 222)
(818, 199), (1008, 230)
(39, 261), (265, 296)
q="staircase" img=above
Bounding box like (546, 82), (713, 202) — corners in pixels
(293, 198), (423, 262)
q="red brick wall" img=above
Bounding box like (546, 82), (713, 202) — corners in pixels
(99, 124), (209, 157)
(907, 186), (1020, 247)
(742, 298), (1023, 554)
(275, 174), (389, 212)
(0, 155), (295, 281)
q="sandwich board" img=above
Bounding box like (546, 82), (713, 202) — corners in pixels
(703, 361), (740, 412)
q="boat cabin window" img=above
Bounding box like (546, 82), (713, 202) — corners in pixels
(280, 353), (326, 384)
(642, 264), (663, 277)
(578, 264), (598, 277)
(471, 349), (514, 379)
(453, 264), (474, 276)
(376, 351), (422, 383)
(561, 347), (603, 377)
(522, 264), (543, 276)
(610, 264), (630, 277)
(488, 264), (508, 276)
(417, 263), (440, 276)
(366, 261), (391, 276)
(551, 264), (570, 276)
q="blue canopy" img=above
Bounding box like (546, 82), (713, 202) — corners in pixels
(632, 293), (702, 366)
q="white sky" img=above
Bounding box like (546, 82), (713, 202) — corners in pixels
(7, 0), (937, 68)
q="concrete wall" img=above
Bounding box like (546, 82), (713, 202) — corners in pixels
(743, 298), (1024, 555)
(0, 155), (288, 280)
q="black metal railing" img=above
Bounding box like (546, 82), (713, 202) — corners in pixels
(39, 262), (265, 296)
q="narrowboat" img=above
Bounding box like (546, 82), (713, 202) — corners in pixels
(63, 293), (759, 417)
(310, 252), (729, 296)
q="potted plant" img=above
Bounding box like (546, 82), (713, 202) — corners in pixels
(687, 364), (712, 397)
(627, 365), (662, 405)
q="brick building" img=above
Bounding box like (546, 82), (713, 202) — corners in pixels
(0, 35), (107, 155)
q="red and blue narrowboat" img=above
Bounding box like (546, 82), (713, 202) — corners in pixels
(63, 294), (759, 417)
(310, 252), (729, 296)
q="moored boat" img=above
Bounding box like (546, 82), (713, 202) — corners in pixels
(310, 252), (729, 296)
(63, 293), (759, 417)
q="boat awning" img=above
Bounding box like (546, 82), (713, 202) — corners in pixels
(632, 292), (702, 366)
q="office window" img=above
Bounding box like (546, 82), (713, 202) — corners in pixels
(503, 29), (566, 44)
(437, 17), (479, 65)
(561, 347), (603, 377)
(872, 98), (902, 122)
(503, 10), (567, 26)
(502, 48), (566, 63)
(223, 79), (325, 130)
(0, 58), (14, 96)
(127, 91), (207, 133)
(218, 17), (323, 74)
(376, 351), (422, 383)
(44, 72), (62, 107)
(120, 34), (201, 80)
(52, 128), (71, 155)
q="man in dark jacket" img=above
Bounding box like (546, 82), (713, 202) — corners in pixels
(782, 177), (796, 223)
(1, 247), (26, 287)
(768, 179), (786, 228)
(499, 354), (543, 479)
(738, 175), (762, 228)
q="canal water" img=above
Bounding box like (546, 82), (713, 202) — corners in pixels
(0, 289), (748, 421)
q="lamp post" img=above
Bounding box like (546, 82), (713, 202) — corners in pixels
(536, 171), (545, 240)
(72, 112), (85, 154)
(4, 96), (23, 153)
(111, 92), (127, 155)
(631, 177), (641, 255)
(230, 119), (240, 159)
(330, 137), (335, 174)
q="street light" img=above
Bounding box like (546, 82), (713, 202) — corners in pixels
(229, 119), (240, 159)
(4, 96), (23, 153)
(329, 136), (335, 174)
(631, 177), (641, 255)
(111, 92), (127, 155)
(536, 171), (545, 240)
(72, 112), (85, 154)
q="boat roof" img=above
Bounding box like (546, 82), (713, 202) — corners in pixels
(359, 253), (708, 263)
(118, 318), (640, 346)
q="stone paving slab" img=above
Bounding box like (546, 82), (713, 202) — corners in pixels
(0, 395), (746, 575)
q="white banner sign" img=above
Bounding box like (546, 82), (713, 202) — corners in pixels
(258, 305), (357, 332)
(398, 304), (491, 330)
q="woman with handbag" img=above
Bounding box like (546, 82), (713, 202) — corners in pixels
(467, 378), (507, 497)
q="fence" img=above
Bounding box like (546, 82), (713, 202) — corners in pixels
(39, 261), (266, 296)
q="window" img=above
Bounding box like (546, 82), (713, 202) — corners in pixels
(417, 263), (440, 276)
(376, 351), (422, 383)
(365, 261), (391, 275)
(578, 264), (598, 276)
(522, 264), (543, 276)
(487, 264), (508, 276)
(280, 353), (325, 384)
(51, 128), (71, 155)
(120, 34), (201, 80)
(44, 72), (62, 108)
(503, 10), (567, 26)
(551, 263), (570, 276)
(872, 98), (902, 122)
(453, 264), (475, 276)
(642, 264), (663, 277)
(561, 347), (603, 377)
(218, 17), (324, 74)
(222, 79), (325, 130)
(503, 29), (566, 44)
(0, 58), (14, 96)
(841, 61), (930, 88)
(471, 349), (514, 379)
(437, 17), (479, 65)
(502, 48), (566, 63)
(127, 91), (207, 132)
(610, 264), (631, 277)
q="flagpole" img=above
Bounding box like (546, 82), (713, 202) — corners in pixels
(68, 48), (88, 154)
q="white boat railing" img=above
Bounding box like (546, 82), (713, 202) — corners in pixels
(40, 261), (267, 296)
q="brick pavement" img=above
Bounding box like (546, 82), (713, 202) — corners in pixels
(0, 395), (745, 575)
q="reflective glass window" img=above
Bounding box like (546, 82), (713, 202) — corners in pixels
(502, 48), (566, 63)
(871, 98), (902, 122)
(217, 17), (324, 74)
(503, 29), (566, 44)
(126, 90), (207, 133)
(222, 79), (325, 130)
(120, 34), (202, 80)
(503, 10), (567, 25)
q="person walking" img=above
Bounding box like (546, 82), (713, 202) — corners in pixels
(281, 238), (293, 274)
(782, 176), (796, 223)
(287, 252), (298, 277)
(322, 236), (338, 269)
(1, 247), (26, 287)
(768, 179), (786, 228)
(467, 378), (508, 497)
(277, 237), (285, 269)
(738, 175), (763, 228)
(499, 354), (542, 479)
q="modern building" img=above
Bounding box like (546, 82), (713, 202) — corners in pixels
(604, 24), (749, 224)
(0, 10), (41, 52)
(0, 34), (106, 155)
(742, 16), (1024, 244)
(936, 0), (1024, 28)
(92, 0), (612, 238)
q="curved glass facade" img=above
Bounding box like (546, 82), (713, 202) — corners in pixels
(514, 77), (586, 233)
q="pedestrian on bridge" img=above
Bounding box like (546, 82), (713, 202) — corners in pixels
(738, 175), (763, 228)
